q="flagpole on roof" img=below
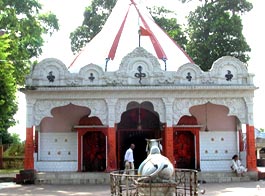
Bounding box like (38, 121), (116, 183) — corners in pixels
(139, 33), (141, 47)
(105, 58), (110, 72)
(162, 57), (167, 71)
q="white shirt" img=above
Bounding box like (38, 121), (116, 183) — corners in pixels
(124, 148), (134, 162)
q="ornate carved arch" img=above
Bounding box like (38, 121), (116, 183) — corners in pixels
(33, 99), (107, 126)
(115, 99), (165, 124)
(173, 98), (247, 125)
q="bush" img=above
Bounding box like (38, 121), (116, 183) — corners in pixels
(3, 156), (24, 169)
(3, 142), (24, 157)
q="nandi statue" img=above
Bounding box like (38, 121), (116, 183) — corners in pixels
(138, 138), (174, 182)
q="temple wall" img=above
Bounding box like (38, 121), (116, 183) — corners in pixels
(190, 103), (237, 131)
(34, 157), (77, 172)
(38, 132), (77, 161)
(200, 131), (238, 171)
(35, 132), (78, 171)
(23, 51), (256, 172)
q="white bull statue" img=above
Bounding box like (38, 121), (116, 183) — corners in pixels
(138, 138), (174, 182)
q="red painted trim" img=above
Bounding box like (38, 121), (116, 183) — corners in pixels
(246, 124), (258, 171)
(132, 3), (167, 60)
(76, 127), (108, 172)
(68, 49), (84, 69)
(77, 131), (82, 171)
(153, 22), (194, 63)
(107, 4), (132, 60)
(131, 0), (192, 63)
(24, 127), (34, 170)
(164, 126), (174, 164)
(106, 127), (117, 171)
(173, 127), (200, 170)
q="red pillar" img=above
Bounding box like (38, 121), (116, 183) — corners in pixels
(106, 127), (117, 171)
(194, 128), (200, 170)
(24, 127), (34, 169)
(164, 126), (174, 164)
(77, 131), (82, 171)
(246, 124), (257, 171)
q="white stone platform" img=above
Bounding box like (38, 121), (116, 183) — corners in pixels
(35, 172), (110, 185)
(33, 171), (259, 185)
(198, 171), (258, 183)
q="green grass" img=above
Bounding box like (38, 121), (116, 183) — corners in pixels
(0, 169), (20, 174)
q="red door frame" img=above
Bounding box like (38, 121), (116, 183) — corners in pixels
(173, 127), (200, 170)
(75, 126), (108, 171)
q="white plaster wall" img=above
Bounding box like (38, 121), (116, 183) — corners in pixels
(34, 155), (77, 171)
(200, 131), (238, 171)
(38, 132), (77, 161)
(35, 132), (78, 171)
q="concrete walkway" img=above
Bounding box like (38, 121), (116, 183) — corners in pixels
(0, 180), (264, 196)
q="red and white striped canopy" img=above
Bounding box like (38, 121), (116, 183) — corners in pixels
(68, 0), (193, 72)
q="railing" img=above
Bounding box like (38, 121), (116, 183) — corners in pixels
(110, 169), (198, 196)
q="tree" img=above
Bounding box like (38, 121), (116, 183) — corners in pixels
(0, 0), (59, 85)
(0, 0), (59, 144)
(70, 0), (115, 53)
(70, 0), (252, 71)
(185, 0), (252, 71)
(70, 0), (187, 53)
(0, 34), (17, 144)
(149, 6), (187, 50)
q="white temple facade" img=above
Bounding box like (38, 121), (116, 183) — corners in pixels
(21, 0), (257, 174)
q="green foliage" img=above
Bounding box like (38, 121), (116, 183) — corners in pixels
(2, 157), (24, 169)
(0, 0), (59, 144)
(149, 6), (187, 50)
(38, 12), (60, 36)
(10, 133), (21, 144)
(71, 0), (252, 72)
(4, 142), (25, 157)
(70, 0), (115, 53)
(0, 169), (20, 174)
(186, 0), (252, 70)
(0, 0), (59, 85)
(0, 34), (17, 144)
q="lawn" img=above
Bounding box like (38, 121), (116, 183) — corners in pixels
(0, 169), (20, 174)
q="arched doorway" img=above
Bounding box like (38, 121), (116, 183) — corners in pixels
(76, 115), (107, 172)
(117, 102), (161, 169)
(174, 115), (199, 170)
(83, 131), (106, 171)
(174, 131), (195, 169)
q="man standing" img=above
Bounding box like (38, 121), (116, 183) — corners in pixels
(124, 143), (135, 170)
(122, 143), (135, 180)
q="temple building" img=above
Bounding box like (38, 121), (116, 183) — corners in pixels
(22, 0), (257, 174)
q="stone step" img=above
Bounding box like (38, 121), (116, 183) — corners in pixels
(198, 171), (258, 183)
(35, 172), (110, 185)
(34, 171), (259, 185)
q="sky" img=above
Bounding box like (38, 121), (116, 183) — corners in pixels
(9, 0), (265, 141)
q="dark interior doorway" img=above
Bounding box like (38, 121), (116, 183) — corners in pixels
(83, 131), (106, 172)
(173, 131), (195, 169)
(117, 102), (161, 169)
(118, 130), (155, 169)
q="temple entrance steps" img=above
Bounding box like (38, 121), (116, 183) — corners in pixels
(35, 172), (110, 185)
(198, 171), (258, 183)
(34, 171), (259, 185)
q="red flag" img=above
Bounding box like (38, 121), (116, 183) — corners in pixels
(139, 26), (152, 36)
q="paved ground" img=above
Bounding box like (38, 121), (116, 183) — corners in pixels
(0, 180), (265, 196)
